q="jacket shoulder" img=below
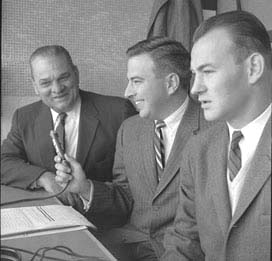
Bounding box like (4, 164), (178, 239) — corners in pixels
(122, 114), (143, 126)
(80, 90), (136, 115)
(14, 100), (44, 118)
(81, 90), (129, 106)
(191, 121), (227, 147)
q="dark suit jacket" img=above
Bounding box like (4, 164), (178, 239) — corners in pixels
(162, 119), (271, 261)
(91, 99), (214, 257)
(1, 90), (136, 190)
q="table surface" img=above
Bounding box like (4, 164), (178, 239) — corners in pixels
(1, 185), (117, 261)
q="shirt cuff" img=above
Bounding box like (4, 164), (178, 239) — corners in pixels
(79, 179), (94, 212)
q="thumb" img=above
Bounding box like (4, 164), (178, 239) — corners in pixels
(63, 154), (81, 170)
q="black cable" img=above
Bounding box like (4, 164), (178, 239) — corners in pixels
(0, 181), (70, 207)
(1, 245), (108, 261)
(38, 246), (94, 261)
(1, 246), (67, 261)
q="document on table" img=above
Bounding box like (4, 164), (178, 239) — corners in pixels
(1, 205), (96, 239)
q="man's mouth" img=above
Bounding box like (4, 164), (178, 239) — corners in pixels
(199, 100), (211, 108)
(135, 100), (144, 105)
(54, 93), (67, 99)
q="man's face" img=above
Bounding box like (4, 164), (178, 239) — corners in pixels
(31, 54), (80, 113)
(190, 28), (251, 126)
(125, 53), (169, 120)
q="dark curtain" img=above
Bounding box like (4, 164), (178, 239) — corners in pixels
(147, 0), (203, 51)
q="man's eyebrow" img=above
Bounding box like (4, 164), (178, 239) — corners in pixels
(61, 71), (70, 76)
(128, 76), (144, 81)
(192, 63), (214, 71)
(39, 78), (51, 83)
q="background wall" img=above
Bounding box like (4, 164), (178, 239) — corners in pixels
(2, 0), (272, 143)
(1, 0), (154, 141)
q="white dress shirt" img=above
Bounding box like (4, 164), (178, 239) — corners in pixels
(227, 104), (271, 216)
(51, 98), (94, 211)
(51, 99), (81, 158)
(156, 96), (189, 164)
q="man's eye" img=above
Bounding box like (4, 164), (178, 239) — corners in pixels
(40, 82), (50, 87)
(60, 75), (69, 81)
(133, 80), (141, 85)
(203, 70), (214, 74)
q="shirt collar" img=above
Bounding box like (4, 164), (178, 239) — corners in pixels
(51, 97), (82, 124)
(227, 103), (271, 140)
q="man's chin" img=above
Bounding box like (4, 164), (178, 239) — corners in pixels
(51, 104), (70, 113)
(203, 111), (216, 122)
(139, 110), (148, 119)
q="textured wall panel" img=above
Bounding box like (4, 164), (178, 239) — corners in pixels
(2, 0), (154, 97)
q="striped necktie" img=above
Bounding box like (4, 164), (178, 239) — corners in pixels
(228, 130), (243, 181)
(154, 120), (166, 182)
(55, 112), (67, 152)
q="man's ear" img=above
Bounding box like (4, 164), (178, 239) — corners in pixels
(73, 65), (80, 84)
(32, 80), (39, 95)
(165, 73), (180, 95)
(247, 52), (264, 84)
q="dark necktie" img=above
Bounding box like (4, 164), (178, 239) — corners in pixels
(154, 120), (166, 182)
(228, 130), (243, 181)
(55, 112), (67, 152)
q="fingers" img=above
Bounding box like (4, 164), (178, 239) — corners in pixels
(55, 159), (72, 186)
(55, 170), (72, 184)
(54, 154), (74, 165)
(55, 161), (71, 173)
(54, 154), (62, 163)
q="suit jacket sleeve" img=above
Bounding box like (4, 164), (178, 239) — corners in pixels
(86, 121), (134, 229)
(161, 139), (204, 261)
(1, 109), (49, 189)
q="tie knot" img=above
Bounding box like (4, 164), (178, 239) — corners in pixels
(155, 120), (166, 130)
(58, 112), (67, 125)
(231, 131), (243, 148)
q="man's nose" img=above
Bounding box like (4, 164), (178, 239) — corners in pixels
(52, 81), (64, 93)
(190, 74), (206, 96)
(124, 81), (135, 99)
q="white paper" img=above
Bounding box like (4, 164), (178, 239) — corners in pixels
(1, 205), (96, 237)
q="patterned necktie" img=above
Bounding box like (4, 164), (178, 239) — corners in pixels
(55, 112), (67, 152)
(154, 120), (166, 182)
(228, 130), (243, 181)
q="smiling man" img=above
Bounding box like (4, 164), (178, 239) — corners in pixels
(1, 45), (136, 215)
(54, 37), (213, 260)
(162, 11), (271, 261)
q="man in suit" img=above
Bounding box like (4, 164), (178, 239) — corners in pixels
(54, 37), (212, 260)
(1, 45), (136, 226)
(162, 11), (271, 260)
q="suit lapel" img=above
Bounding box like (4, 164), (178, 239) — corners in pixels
(35, 103), (56, 171)
(210, 124), (232, 235)
(76, 93), (99, 167)
(139, 119), (158, 193)
(230, 118), (271, 227)
(154, 100), (201, 199)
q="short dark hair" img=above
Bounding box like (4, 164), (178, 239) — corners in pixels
(193, 11), (272, 67)
(126, 37), (191, 90)
(29, 45), (75, 78)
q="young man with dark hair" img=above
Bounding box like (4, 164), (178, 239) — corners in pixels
(54, 37), (212, 260)
(162, 11), (271, 261)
